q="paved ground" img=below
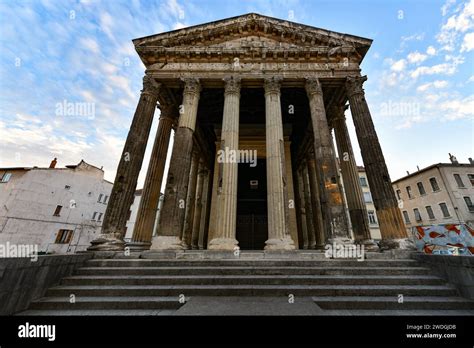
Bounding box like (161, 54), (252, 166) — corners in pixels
(174, 296), (324, 315)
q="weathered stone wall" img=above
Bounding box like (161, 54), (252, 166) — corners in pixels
(412, 253), (474, 300)
(0, 254), (92, 315)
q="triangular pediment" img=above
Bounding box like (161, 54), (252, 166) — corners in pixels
(133, 13), (372, 66)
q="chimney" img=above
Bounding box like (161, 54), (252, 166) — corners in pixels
(416, 165), (420, 171)
(406, 170), (410, 175)
(469, 158), (473, 165)
(449, 153), (458, 164)
(49, 158), (57, 168)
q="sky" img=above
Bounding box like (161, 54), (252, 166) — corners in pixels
(0, 0), (473, 190)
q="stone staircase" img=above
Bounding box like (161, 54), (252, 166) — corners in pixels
(19, 255), (474, 315)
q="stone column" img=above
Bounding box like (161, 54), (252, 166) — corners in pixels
(302, 162), (316, 249)
(88, 75), (160, 251)
(305, 78), (350, 242)
(346, 76), (407, 242)
(284, 142), (299, 247)
(151, 78), (201, 250)
(295, 167), (309, 249)
(264, 77), (295, 250)
(331, 104), (376, 247)
(128, 103), (176, 250)
(207, 149), (221, 246)
(198, 167), (211, 249)
(191, 161), (206, 249)
(182, 150), (200, 248)
(208, 76), (241, 250)
(307, 152), (326, 248)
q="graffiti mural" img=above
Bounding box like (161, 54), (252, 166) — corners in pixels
(414, 224), (474, 255)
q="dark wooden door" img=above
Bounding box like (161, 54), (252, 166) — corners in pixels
(236, 161), (268, 250)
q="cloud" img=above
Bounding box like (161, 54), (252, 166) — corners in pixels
(391, 59), (406, 72)
(441, 0), (456, 16)
(461, 32), (474, 51)
(407, 51), (428, 64)
(173, 22), (187, 30)
(100, 12), (115, 41)
(436, 0), (474, 51)
(410, 61), (460, 79)
(416, 80), (449, 92)
(439, 95), (474, 120)
(426, 46), (437, 55)
(79, 37), (100, 54)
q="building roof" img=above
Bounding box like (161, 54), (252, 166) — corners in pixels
(133, 13), (373, 66)
(392, 162), (474, 184)
(0, 160), (104, 173)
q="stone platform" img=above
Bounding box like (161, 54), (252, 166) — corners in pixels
(18, 251), (474, 316)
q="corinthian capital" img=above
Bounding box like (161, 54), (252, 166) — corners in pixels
(142, 75), (161, 97)
(223, 76), (241, 96)
(305, 78), (322, 96)
(181, 78), (202, 97)
(345, 75), (368, 98)
(328, 104), (349, 122)
(263, 76), (283, 95)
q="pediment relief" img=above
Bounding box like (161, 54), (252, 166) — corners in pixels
(134, 13), (371, 66)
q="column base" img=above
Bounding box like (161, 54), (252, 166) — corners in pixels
(358, 238), (379, 251)
(125, 241), (152, 251)
(87, 233), (125, 251)
(264, 237), (296, 250)
(327, 237), (354, 246)
(150, 236), (186, 250)
(208, 238), (239, 251)
(379, 238), (416, 250)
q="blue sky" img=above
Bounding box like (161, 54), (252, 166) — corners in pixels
(0, 0), (473, 188)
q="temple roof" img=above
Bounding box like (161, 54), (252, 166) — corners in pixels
(132, 13), (372, 67)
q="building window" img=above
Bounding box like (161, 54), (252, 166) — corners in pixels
(430, 177), (440, 192)
(55, 229), (74, 244)
(402, 211), (410, 224)
(413, 208), (422, 222)
(425, 206), (435, 219)
(468, 174), (474, 187)
(417, 182), (426, 195)
(406, 186), (413, 199)
(439, 203), (450, 218)
(0, 172), (12, 183)
(98, 194), (103, 203)
(464, 196), (474, 212)
(359, 177), (368, 187)
(53, 205), (62, 216)
(92, 212), (98, 221)
(97, 213), (103, 221)
(396, 189), (401, 200)
(103, 195), (109, 204)
(368, 210), (377, 225)
(453, 174), (465, 188)
(363, 192), (372, 203)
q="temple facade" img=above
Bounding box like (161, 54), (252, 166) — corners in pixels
(88, 13), (407, 252)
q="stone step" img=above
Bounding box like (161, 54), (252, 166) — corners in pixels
(85, 259), (420, 268)
(28, 296), (183, 310)
(19, 309), (177, 316)
(318, 309), (474, 316)
(60, 275), (445, 286)
(46, 284), (458, 297)
(312, 296), (474, 310)
(76, 266), (432, 276)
